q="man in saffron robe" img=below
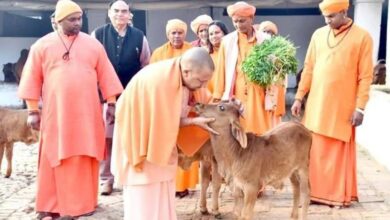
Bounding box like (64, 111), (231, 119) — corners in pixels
(18, 0), (123, 219)
(291, 0), (373, 207)
(213, 1), (272, 135)
(149, 18), (197, 197)
(190, 14), (213, 51)
(112, 47), (216, 220)
(257, 20), (286, 127)
(150, 19), (192, 63)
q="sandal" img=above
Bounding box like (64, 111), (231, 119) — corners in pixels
(57, 216), (75, 220)
(175, 189), (189, 198)
(36, 212), (60, 220)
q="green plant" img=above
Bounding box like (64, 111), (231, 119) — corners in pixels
(241, 36), (298, 87)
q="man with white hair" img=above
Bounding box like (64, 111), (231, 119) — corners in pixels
(92, 0), (151, 196)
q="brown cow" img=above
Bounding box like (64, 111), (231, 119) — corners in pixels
(13, 49), (29, 84)
(178, 140), (222, 217)
(0, 107), (39, 178)
(372, 59), (386, 85)
(195, 100), (311, 220)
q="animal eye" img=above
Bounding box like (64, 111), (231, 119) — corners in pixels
(219, 105), (225, 111)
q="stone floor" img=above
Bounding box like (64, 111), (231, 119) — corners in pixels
(1, 142), (390, 220)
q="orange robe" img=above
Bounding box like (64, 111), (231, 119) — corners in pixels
(18, 32), (123, 216)
(268, 83), (286, 128)
(207, 47), (219, 94)
(112, 58), (210, 219)
(148, 41), (199, 192)
(296, 20), (373, 206)
(149, 41), (192, 64)
(214, 31), (272, 135)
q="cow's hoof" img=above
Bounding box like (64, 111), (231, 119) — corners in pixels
(200, 208), (209, 215)
(214, 213), (222, 219)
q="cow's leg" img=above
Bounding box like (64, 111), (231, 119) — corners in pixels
(299, 167), (310, 220)
(211, 159), (222, 218)
(0, 143), (4, 175)
(290, 170), (300, 220)
(240, 185), (257, 220)
(232, 186), (244, 217)
(199, 160), (211, 214)
(5, 142), (13, 178)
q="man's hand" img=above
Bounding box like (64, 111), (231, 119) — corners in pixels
(350, 110), (364, 126)
(27, 111), (40, 131)
(106, 103), (116, 125)
(191, 117), (220, 135)
(291, 100), (302, 117)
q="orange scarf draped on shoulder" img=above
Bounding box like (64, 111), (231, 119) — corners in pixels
(177, 89), (211, 156)
(150, 41), (192, 63)
(114, 58), (210, 171)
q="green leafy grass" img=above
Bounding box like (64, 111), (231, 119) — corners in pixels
(241, 36), (298, 87)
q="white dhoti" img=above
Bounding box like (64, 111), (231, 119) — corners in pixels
(112, 139), (178, 220)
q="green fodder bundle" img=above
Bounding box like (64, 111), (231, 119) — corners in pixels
(241, 36), (298, 87)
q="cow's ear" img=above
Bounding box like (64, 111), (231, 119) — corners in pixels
(230, 119), (247, 148)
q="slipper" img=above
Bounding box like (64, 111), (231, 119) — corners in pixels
(36, 212), (60, 220)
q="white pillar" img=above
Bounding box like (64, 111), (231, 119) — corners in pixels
(354, 0), (384, 64)
(387, 1), (390, 86)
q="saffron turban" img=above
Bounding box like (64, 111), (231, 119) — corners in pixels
(166, 19), (187, 37)
(258, 21), (278, 35)
(319, 0), (349, 16)
(55, 0), (82, 22)
(227, 1), (256, 17)
(190, 14), (213, 34)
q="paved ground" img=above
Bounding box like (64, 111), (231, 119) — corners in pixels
(1, 142), (390, 220)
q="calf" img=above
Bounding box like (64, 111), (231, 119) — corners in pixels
(178, 140), (222, 217)
(0, 108), (39, 178)
(195, 100), (312, 220)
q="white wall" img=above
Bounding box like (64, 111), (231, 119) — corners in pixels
(356, 90), (390, 171)
(0, 37), (37, 81)
(255, 15), (324, 87)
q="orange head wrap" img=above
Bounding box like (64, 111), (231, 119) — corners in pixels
(166, 19), (187, 38)
(55, 0), (83, 23)
(227, 1), (256, 17)
(190, 14), (213, 34)
(258, 21), (278, 35)
(319, 0), (349, 16)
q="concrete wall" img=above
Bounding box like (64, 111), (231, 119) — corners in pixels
(387, 0), (390, 86)
(87, 9), (107, 33)
(354, 0), (384, 63)
(357, 89), (390, 171)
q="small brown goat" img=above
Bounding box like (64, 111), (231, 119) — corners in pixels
(178, 140), (222, 217)
(0, 108), (39, 178)
(195, 101), (312, 220)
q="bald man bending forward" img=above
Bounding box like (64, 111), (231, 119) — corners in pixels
(112, 48), (216, 220)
